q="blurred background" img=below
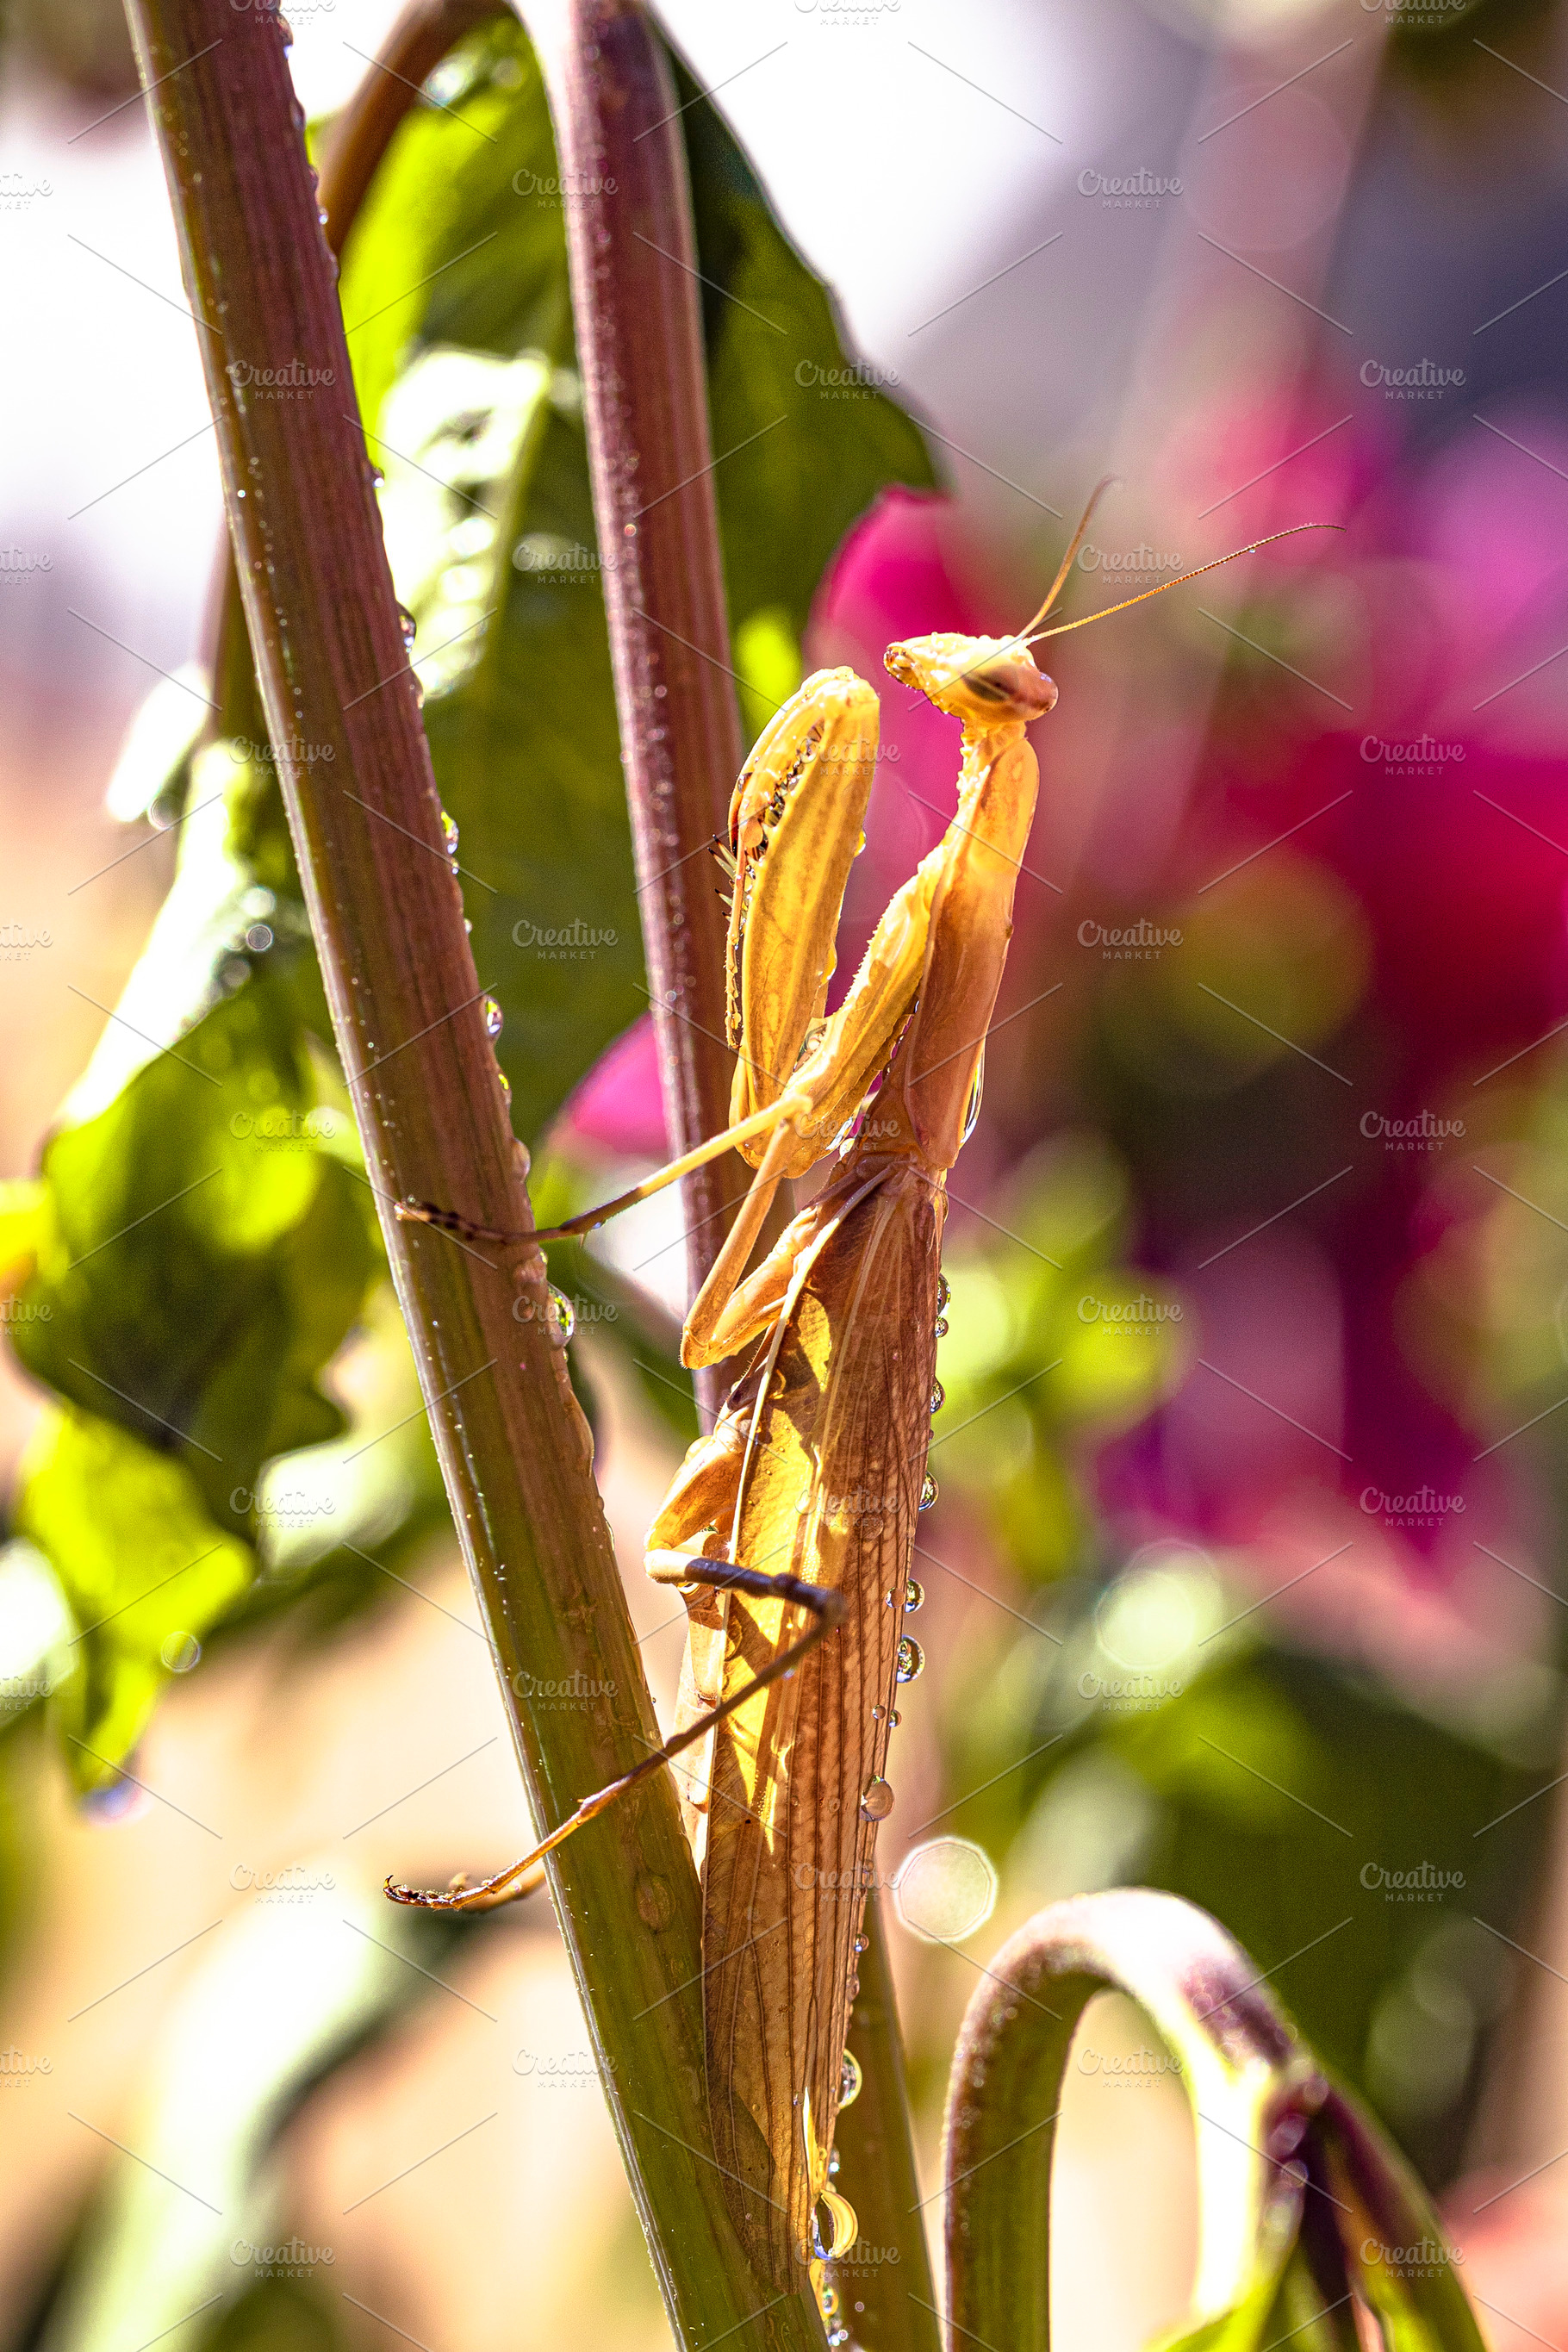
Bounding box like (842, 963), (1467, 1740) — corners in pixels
(4, 0), (1568, 2345)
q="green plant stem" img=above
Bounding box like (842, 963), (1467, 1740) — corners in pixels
(119, 5), (816, 2343)
(828, 1891), (942, 2352)
(515, 0), (748, 1433)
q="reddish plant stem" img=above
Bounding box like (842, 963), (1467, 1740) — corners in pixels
(517, 0), (746, 1428)
(315, 0), (504, 248)
(119, 3), (816, 2343)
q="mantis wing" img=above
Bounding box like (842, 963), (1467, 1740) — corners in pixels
(697, 1160), (943, 2284)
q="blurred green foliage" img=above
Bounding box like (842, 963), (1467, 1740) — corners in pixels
(931, 1133), (1192, 1583)
(1, 15), (934, 1789)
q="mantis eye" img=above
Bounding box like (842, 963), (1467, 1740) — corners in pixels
(955, 652), (1058, 720)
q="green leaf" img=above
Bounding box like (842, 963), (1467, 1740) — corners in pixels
(17, 1408), (252, 1780)
(15, 974), (374, 1531)
(674, 49), (937, 644)
(333, 16), (936, 1144)
(8, 961), (378, 1777)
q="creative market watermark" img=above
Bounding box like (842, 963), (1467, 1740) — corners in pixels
(513, 2046), (616, 2087)
(1360, 1860), (1465, 1903)
(1360, 1110), (1465, 1154)
(510, 1667), (616, 1713)
(1076, 2041), (1184, 2083)
(0, 923), (52, 959)
(230, 735), (336, 768)
(1078, 543), (1185, 582)
(229, 1862), (338, 1902)
(1360, 358), (1465, 401)
(229, 1108), (342, 1148)
(231, 1484), (339, 1529)
(794, 358), (901, 398)
(1078, 165), (1182, 208)
(1360, 733), (1465, 776)
(1078, 1669), (1184, 1711)
(1077, 1292), (1184, 1331)
(0, 173), (52, 211)
(1360, 2234), (1464, 2276)
(512, 916), (619, 959)
(1078, 918), (1182, 961)
(230, 2236), (335, 2277)
(0, 2047), (52, 2085)
(513, 534), (601, 578)
(794, 0), (902, 24)
(511, 166), (617, 204)
(1359, 1484), (1465, 1528)
(226, 358), (336, 401)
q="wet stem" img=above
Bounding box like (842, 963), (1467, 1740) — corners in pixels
(117, 0), (820, 2343)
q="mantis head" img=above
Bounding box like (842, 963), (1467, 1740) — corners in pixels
(887, 481), (1345, 734)
(884, 633), (1058, 727)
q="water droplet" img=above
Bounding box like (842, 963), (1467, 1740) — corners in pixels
(549, 1285), (576, 1343)
(860, 1776), (894, 1821)
(318, 206), (329, 226)
(936, 1272), (951, 1312)
(934, 1317), (949, 1338)
(441, 810), (460, 865)
(871, 1702), (886, 1720)
(482, 995), (504, 1040)
(905, 1577), (924, 1614)
(161, 1630), (202, 1673)
(896, 1638), (924, 1683)
(889, 1710), (901, 1727)
(929, 1378), (945, 1415)
(838, 2050), (862, 2108)
(821, 2287), (840, 2320)
(397, 603), (417, 649)
(244, 923), (273, 953)
(497, 1068), (512, 1101)
(919, 1472), (939, 1511)
(827, 2330), (849, 2349)
(827, 2146), (841, 2179)
(853, 1933), (869, 1954)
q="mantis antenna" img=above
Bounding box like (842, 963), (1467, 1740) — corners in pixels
(1026, 520), (1345, 644)
(1012, 472), (1121, 640)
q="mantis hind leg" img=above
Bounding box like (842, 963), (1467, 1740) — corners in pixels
(383, 1560), (843, 1916)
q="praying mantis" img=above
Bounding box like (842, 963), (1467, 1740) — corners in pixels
(390, 485), (1338, 2293)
